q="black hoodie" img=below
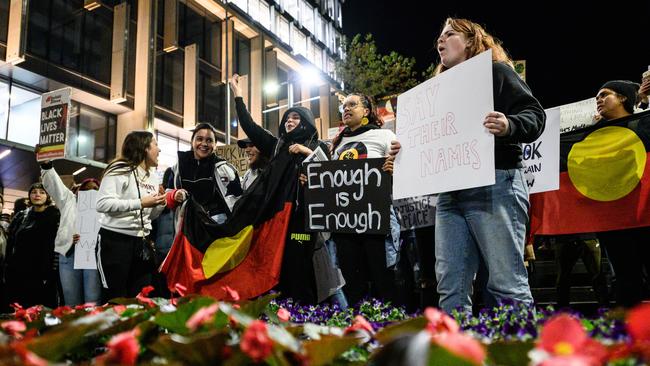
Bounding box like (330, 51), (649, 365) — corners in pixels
(234, 97), (327, 159)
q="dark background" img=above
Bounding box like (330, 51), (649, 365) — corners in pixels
(341, 0), (649, 109)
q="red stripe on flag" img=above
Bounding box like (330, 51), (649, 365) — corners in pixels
(530, 152), (650, 235)
(167, 202), (293, 300)
(160, 233), (206, 294)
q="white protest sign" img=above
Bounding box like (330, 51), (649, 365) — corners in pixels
(523, 107), (560, 194)
(559, 97), (597, 133)
(393, 195), (437, 231)
(393, 50), (494, 199)
(74, 190), (100, 269)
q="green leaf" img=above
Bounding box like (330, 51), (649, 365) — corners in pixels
(239, 292), (280, 318)
(153, 296), (216, 335)
(304, 335), (362, 366)
(374, 316), (428, 345)
(149, 331), (227, 366)
(486, 340), (534, 366)
(26, 311), (121, 361)
(428, 344), (478, 366)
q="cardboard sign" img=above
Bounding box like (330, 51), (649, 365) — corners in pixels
(304, 158), (391, 234)
(74, 190), (100, 270)
(393, 195), (437, 231)
(215, 144), (248, 177)
(559, 98), (598, 133)
(393, 50), (495, 199)
(37, 88), (71, 161)
(523, 107), (560, 194)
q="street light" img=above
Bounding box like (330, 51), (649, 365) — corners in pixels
(0, 149), (10, 160)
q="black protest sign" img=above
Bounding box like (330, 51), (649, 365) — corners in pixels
(37, 88), (71, 161)
(304, 158), (391, 235)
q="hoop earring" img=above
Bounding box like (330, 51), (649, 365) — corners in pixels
(360, 117), (369, 126)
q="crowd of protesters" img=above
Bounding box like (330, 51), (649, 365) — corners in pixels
(1, 17), (649, 315)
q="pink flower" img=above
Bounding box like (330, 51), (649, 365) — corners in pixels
(277, 308), (291, 323)
(535, 314), (606, 365)
(12, 343), (48, 366)
(185, 303), (219, 331)
(222, 286), (240, 302)
(424, 307), (459, 335)
(539, 355), (596, 366)
(626, 303), (650, 361)
(240, 320), (273, 362)
(174, 283), (187, 297)
(96, 330), (140, 365)
(432, 331), (486, 365)
(112, 305), (127, 315)
(74, 302), (97, 310)
(136, 286), (156, 307)
(1, 320), (26, 338)
(344, 315), (374, 334)
(52, 306), (74, 318)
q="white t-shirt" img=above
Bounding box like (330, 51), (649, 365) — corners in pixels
(333, 129), (396, 160)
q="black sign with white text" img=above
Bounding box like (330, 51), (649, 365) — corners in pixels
(304, 158), (391, 235)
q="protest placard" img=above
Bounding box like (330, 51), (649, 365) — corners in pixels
(37, 88), (71, 161)
(74, 190), (100, 270)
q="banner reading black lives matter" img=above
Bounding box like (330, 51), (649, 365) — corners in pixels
(37, 88), (71, 161)
(304, 158), (391, 235)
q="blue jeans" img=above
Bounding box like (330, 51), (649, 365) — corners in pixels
(435, 169), (532, 313)
(59, 247), (102, 306)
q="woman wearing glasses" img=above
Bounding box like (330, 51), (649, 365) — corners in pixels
(330, 93), (399, 306)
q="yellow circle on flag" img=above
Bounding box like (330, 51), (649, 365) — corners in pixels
(568, 126), (646, 201)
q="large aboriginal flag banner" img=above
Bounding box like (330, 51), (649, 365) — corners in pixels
(530, 110), (650, 235)
(160, 153), (298, 300)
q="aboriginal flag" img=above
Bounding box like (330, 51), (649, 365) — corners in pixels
(530, 110), (650, 235)
(160, 153), (298, 300)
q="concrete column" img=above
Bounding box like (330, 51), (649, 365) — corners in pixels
(249, 35), (264, 124)
(183, 44), (197, 129)
(5, 0), (28, 65)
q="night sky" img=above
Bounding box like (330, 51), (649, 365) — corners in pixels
(341, 0), (650, 109)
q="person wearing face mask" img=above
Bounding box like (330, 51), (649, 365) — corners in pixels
(592, 80), (650, 307)
(37, 149), (102, 306)
(95, 131), (166, 302)
(229, 74), (330, 303)
(237, 138), (270, 192)
(4, 183), (61, 309)
(433, 18), (546, 314)
(166, 123), (243, 224)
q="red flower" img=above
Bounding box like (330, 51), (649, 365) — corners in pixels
(136, 286), (156, 307)
(174, 283), (187, 297)
(11, 303), (43, 322)
(12, 343), (48, 366)
(432, 331), (486, 365)
(112, 305), (127, 315)
(626, 303), (650, 361)
(240, 320), (273, 362)
(424, 307), (459, 335)
(536, 314), (606, 365)
(52, 306), (74, 318)
(74, 302), (97, 310)
(344, 315), (374, 334)
(186, 303), (219, 331)
(96, 330), (140, 366)
(222, 286), (240, 302)
(1, 320), (26, 338)
(277, 308), (291, 323)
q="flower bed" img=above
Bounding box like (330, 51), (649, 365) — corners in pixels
(0, 286), (648, 365)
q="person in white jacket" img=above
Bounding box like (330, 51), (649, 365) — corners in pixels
(96, 131), (165, 302)
(40, 157), (101, 306)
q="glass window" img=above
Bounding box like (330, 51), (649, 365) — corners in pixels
(285, 0), (299, 20)
(155, 48), (184, 115)
(66, 102), (117, 162)
(7, 86), (41, 146)
(0, 80), (8, 139)
(230, 0), (248, 12)
(277, 16), (290, 45)
(26, 0), (113, 85)
(235, 34), (251, 76)
(301, 1), (314, 34)
(198, 64), (226, 134)
(0, 0), (8, 44)
(314, 13), (323, 42)
(258, 1), (271, 30)
(156, 132), (180, 173)
(292, 26), (306, 56)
